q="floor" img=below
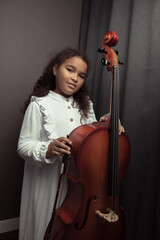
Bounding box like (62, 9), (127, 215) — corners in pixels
(0, 230), (19, 240)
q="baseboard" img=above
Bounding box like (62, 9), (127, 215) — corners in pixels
(0, 218), (19, 233)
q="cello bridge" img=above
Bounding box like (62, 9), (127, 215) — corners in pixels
(95, 208), (119, 222)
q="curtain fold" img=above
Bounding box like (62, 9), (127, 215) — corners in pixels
(79, 0), (160, 239)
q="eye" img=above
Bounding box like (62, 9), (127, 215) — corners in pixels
(66, 67), (73, 72)
(79, 74), (86, 80)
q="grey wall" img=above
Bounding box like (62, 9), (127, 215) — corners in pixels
(0, 0), (82, 221)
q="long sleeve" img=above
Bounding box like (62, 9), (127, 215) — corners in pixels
(88, 100), (97, 122)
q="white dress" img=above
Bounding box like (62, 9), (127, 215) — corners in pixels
(17, 91), (97, 240)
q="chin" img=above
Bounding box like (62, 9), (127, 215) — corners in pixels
(63, 89), (76, 97)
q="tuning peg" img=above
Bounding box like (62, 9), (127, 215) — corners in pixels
(118, 60), (123, 65)
(98, 48), (104, 53)
(98, 48), (108, 54)
(101, 58), (108, 65)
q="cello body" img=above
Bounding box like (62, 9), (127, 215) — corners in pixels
(45, 121), (130, 240)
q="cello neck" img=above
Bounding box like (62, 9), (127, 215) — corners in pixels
(109, 65), (119, 199)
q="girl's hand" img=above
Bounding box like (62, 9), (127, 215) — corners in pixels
(118, 123), (125, 135)
(100, 114), (125, 135)
(46, 137), (72, 159)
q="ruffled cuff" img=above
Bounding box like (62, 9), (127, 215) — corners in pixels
(39, 140), (60, 165)
(33, 140), (61, 166)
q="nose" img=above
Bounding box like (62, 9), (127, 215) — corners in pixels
(71, 72), (78, 82)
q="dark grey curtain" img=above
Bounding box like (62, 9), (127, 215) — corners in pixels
(79, 0), (160, 240)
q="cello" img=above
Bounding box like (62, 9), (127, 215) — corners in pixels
(44, 31), (130, 240)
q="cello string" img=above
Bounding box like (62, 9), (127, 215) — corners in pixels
(111, 66), (116, 214)
(115, 66), (119, 215)
(114, 66), (119, 215)
(111, 66), (119, 216)
(114, 66), (117, 214)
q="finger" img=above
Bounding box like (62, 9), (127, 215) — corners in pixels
(54, 147), (71, 155)
(52, 150), (63, 156)
(100, 117), (105, 121)
(58, 137), (72, 145)
(56, 140), (71, 151)
(119, 126), (125, 135)
(54, 143), (71, 155)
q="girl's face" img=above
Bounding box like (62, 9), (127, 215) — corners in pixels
(53, 56), (87, 98)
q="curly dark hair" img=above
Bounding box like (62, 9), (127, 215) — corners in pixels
(23, 48), (91, 119)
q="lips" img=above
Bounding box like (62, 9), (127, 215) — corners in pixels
(68, 82), (76, 89)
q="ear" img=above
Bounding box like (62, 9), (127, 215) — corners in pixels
(53, 64), (58, 76)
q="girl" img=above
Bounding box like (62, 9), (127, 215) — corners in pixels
(17, 48), (124, 240)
